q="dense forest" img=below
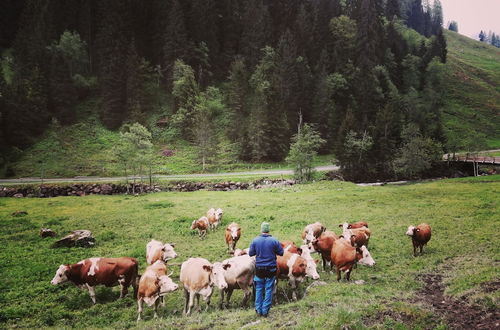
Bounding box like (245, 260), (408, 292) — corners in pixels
(0, 0), (448, 180)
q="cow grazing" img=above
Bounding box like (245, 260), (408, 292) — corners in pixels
(51, 257), (138, 304)
(218, 255), (255, 308)
(406, 223), (432, 256)
(331, 239), (375, 281)
(340, 224), (371, 247)
(338, 221), (368, 229)
(225, 223), (241, 253)
(281, 240), (302, 255)
(301, 222), (326, 244)
(191, 216), (210, 239)
(207, 208), (223, 230)
(275, 252), (309, 301)
(308, 231), (339, 271)
(146, 239), (177, 265)
(180, 257), (231, 315)
(137, 261), (178, 321)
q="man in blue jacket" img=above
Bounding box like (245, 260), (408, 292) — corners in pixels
(249, 222), (284, 317)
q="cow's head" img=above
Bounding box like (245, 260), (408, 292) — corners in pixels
(357, 246), (375, 266)
(162, 243), (177, 261)
(406, 225), (416, 236)
(157, 273), (178, 295)
(304, 229), (316, 244)
(51, 264), (70, 285)
(308, 239), (318, 253)
(228, 226), (240, 240)
(209, 262), (230, 290)
(304, 258), (320, 280)
(191, 220), (197, 230)
(215, 208), (223, 220)
(232, 248), (247, 256)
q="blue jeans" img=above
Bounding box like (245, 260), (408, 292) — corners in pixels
(254, 275), (275, 316)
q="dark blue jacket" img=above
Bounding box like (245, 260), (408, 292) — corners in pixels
(249, 234), (284, 268)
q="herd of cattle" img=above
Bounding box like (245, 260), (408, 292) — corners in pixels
(50, 207), (432, 321)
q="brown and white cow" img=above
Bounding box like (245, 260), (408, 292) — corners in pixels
(280, 240), (302, 255)
(146, 239), (178, 264)
(191, 216), (210, 239)
(179, 257), (231, 315)
(331, 239), (375, 281)
(218, 255), (255, 308)
(298, 245), (320, 280)
(338, 221), (368, 229)
(406, 223), (432, 256)
(308, 230), (339, 271)
(275, 252), (309, 301)
(207, 208), (223, 230)
(340, 224), (371, 247)
(301, 222), (326, 244)
(225, 223), (241, 253)
(51, 257), (138, 304)
(137, 261), (178, 321)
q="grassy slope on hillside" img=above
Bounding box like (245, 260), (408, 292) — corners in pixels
(0, 177), (498, 328)
(7, 114), (334, 179)
(443, 30), (500, 149)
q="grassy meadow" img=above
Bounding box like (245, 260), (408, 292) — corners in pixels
(0, 176), (498, 329)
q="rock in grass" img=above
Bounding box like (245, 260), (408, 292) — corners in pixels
(53, 230), (95, 248)
(40, 228), (56, 238)
(12, 210), (28, 216)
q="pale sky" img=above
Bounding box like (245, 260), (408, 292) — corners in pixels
(441, 0), (500, 39)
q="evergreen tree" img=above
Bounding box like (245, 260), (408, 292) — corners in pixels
(95, 1), (128, 129)
(385, 0), (401, 20)
(226, 58), (251, 159)
(286, 123), (325, 182)
(240, 0), (271, 70)
(171, 59), (199, 139)
(407, 0), (424, 34)
(431, 0), (443, 34)
(162, 0), (192, 88)
(479, 30), (486, 42)
(448, 21), (458, 32)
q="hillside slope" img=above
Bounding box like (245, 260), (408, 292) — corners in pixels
(443, 30), (500, 149)
(4, 30), (499, 179)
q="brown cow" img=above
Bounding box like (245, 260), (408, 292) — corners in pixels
(308, 230), (339, 271)
(406, 223), (432, 256)
(280, 241), (302, 255)
(51, 257), (138, 304)
(338, 221), (369, 229)
(191, 216), (210, 239)
(331, 239), (375, 281)
(137, 261), (178, 321)
(275, 252), (308, 301)
(225, 223), (241, 253)
(301, 222), (326, 244)
(340, 224), (371, 247)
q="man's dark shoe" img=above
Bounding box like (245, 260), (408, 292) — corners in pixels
(261, 314), (268, 318)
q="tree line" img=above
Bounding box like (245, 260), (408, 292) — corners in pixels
(0, 0), (447, 180)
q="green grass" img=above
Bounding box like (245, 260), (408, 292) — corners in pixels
(443, 30), (500, 150)
(0, 176), (498, 328)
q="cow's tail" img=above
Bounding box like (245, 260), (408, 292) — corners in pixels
(132, 261), (139, 299)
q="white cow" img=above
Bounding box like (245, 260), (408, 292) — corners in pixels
(219, 255), (255, 308)
(207, 208), (223, 230)
(146, 240), (178, 265)
(299, 245), (320, 280)
(180, 257), (230, 315)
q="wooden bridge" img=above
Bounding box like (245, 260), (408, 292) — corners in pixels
(443, 153), (500, 176)
(443, 154), (500, 165)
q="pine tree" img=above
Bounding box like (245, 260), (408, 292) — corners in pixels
(162, 0), (192, 88)
(448, 21), (458, 32)
(171, 59), (199, 139)
(407, 0), (424, 35)
(226, 57), (251, 159)
(431, 0), (443, 34)
(240, 0), (271, 70)
(385, 0), (401, 20)
(356, 0), (385, 69)
(95, 1), (128, 129)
